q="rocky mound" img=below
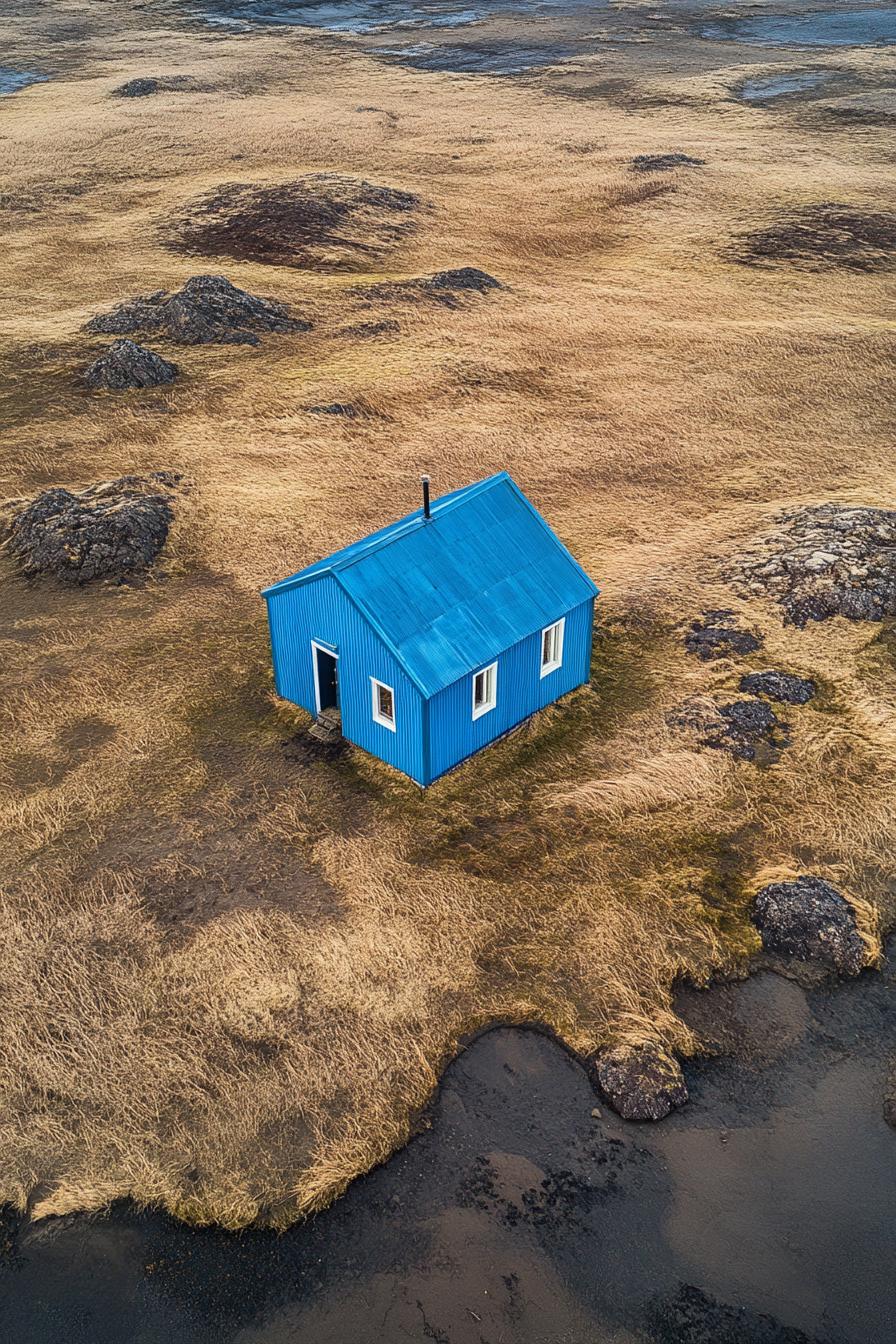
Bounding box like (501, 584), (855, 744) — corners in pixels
(739, 670), (816, 704)
(589, 1042), (688, 1121)
(630, 153), (705, 172)
(166, 175), (422, 271)
(752, 875), (866, 976)
(684, 610), (763, 660)
(360, 266), (502, 307)
(3, 473), (181, 584)
(111, 76), (203, 98)
(727, 503), (896, 626)
(85, 275), (309, 347)
(83, 339), (179, 390)
(731, 202), (896, 271)
(670, 697), (789, 761)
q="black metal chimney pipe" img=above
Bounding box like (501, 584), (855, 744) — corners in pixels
(421, 474), (431, 520)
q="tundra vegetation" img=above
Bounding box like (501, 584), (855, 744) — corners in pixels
(0, 0), (894, 1228)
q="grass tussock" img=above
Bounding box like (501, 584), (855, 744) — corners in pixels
(0, 4), (895, 1227)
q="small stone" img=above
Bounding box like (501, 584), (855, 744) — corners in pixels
(588, 1042), (688, 1121)
(752, 875), (868, 977)
(590, 1107), (602, 1119)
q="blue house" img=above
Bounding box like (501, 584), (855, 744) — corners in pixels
(262, 472), (599, 786)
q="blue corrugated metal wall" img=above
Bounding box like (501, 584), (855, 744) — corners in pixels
(265, 576), (426, 783)
(424, 597), (594, 784)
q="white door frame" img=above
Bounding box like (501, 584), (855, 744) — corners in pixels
(311, 639), (339, 715)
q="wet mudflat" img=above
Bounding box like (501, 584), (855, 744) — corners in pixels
(2, 947), (895, 1344)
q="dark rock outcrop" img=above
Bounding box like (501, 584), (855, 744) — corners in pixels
(111, 76), (202, 98)
(423, 267), (502, 293)
(739, 670), (816, 704)
(630, 153), (705, 172)
(83, 339), (179, 390)
(85, 275), (310, 347)
(752, 875), (866, 976)
(684, 610), (763, 660)
(669, 696), (789, 761)
(166, 174), (422, 270)
(340, 319), (401, 338)
(727, 503), (896, 626)
(589, 1042), (688, 1121)
(3, 473), (181, 584)
(358, 267), (502, 308)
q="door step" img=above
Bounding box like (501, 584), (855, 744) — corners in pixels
(309, 708), (342, 743)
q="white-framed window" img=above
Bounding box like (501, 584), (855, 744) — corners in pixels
(540, 618), (565, 677)
(371, 677), (396, 731)
(472, 661), (498, 720)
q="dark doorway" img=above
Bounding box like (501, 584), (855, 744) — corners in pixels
(314, 646), (339, 713)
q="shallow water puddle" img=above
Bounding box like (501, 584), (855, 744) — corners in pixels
(738, 70), (833, 101)
(376, 38), (579, 71)
(0, 68), (48, 94)
(188, 0), (600, 35)
(702, 7), (896, 49)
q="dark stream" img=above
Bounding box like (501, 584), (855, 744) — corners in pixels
(2, 950), (895, 1343)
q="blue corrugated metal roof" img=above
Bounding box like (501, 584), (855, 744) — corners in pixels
(262, 472), (599, 697)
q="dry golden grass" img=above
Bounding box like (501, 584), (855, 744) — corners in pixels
(0, 1), (895, 1226)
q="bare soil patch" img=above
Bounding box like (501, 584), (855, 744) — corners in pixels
(167, 174), (423, 270)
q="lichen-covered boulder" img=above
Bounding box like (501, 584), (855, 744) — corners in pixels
(752, 875), (866, 976)
(84, 339), (179, 390)
(3, 473), (180, 584)
(727, 503), (896, 626)
(589, 1042), (688, 1121)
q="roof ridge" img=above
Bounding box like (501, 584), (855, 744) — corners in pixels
(332, 471), (508, 575)
(261, 471), (509, 599)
